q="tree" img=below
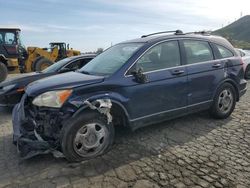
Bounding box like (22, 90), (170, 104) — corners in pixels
(96, 48), (104, 54)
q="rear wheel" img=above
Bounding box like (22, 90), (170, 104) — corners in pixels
(0, 62), (8, 82)
(61, 112), (114, 162)
(245, 65), (250, 79)
(34, 58), (53, 72)
(210, 83), (236, 119)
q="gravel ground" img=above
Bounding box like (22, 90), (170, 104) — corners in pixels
(0, 78), (249, 188)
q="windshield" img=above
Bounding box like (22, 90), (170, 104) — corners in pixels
(79, 43), (143, 76)
(42, 57), (73, 73)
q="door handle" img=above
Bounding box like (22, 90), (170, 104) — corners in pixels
(171, 70), (185, 75)
(212, 63), (221, 68)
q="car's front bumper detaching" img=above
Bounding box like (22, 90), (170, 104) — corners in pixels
(12, 94), (64, 159)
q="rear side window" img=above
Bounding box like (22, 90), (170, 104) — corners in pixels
(183, 40), (214, 64)
(216, 45), (234, 58)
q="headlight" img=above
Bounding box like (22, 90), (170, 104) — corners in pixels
(2, 84), (16, 91)
(32, 90), (72, 108)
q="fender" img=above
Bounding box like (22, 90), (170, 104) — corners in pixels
(71, 92), (131, 120)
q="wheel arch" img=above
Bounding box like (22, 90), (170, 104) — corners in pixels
(213, 78), (240, 102)
(71, 94), (131, 127)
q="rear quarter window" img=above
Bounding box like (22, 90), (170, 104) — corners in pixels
(215, 44), (234, 58)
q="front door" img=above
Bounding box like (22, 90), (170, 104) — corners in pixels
(122, 40), (188, 123)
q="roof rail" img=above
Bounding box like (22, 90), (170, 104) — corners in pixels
(141, 30), (183, 38)
(185, 31), (211, 35)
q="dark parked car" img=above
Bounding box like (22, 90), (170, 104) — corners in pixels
(12, 31), (247, 161)
(0, 54), (95, 106)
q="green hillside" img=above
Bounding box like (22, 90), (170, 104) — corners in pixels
(213, 15), (250, 49)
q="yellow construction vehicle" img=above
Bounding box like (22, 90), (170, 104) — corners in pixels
(0, 28), (80, 82)
(25, 42), (80, 72)
(0, 28), (22, 82)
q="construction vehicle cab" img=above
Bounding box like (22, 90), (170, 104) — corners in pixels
(50, 42), (67, 61)
(0, 28), (27, 82)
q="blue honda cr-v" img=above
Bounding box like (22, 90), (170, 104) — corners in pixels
(12, 31), (247, 162)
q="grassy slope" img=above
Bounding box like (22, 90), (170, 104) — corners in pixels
(213, 15), (250, 49)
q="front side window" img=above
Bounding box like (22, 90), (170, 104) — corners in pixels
(216, 45), (234, 58)
(80, 43), (143, 76)
(65, 58), (92, 70)
(183, 40), (214, 64)
(135, 41), (181, 72)
(42, 57), (73, 73)
(65, 60), (82, 70)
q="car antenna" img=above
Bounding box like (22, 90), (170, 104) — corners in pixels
(141, 30), (183, 38)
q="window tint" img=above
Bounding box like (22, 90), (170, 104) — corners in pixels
(136, 41), (180, 72)
(216, 45), (234, 58)
(183, 40), (213, 64)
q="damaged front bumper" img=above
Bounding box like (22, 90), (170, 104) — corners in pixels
(12, 94), (113, 160)
(12, 94), (64, 159)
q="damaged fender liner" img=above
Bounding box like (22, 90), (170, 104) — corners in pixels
(83, 99), (113, 124)
(12, 98), (113, 160)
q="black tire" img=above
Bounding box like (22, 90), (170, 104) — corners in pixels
(31, 56), (43, 71)
(210, 83), (236, 119)
(0, 63), (8, 82)
(61, 111), (114, 162)
(34, 58), (53, 72)
(245, 65), (250, 79)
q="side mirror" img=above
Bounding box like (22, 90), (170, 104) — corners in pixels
(131, 67), (149, 84)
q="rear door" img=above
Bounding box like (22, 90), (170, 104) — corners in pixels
(182, 39), (227, 107)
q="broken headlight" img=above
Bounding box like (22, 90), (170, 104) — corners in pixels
(32, 90), (72, 108)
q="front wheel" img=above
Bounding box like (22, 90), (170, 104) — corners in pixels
(210, 83), (236, 119)
(61, 112), (114, 162)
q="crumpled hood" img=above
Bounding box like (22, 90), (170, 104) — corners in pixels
(25, 72), (104, 96)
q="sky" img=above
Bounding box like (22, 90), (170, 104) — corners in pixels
(0, 0), (250, 52)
